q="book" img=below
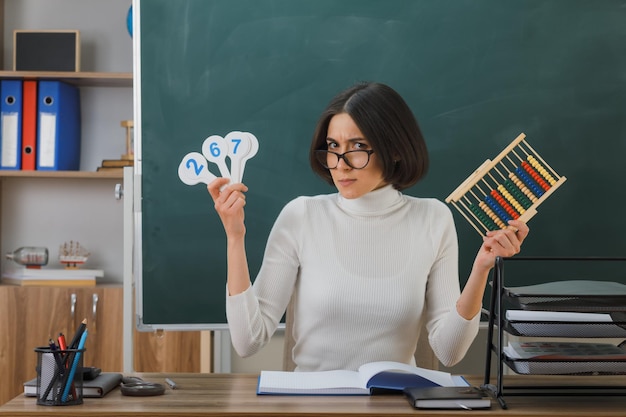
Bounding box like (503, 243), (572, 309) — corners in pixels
(1, 277), (96, 287)
(24, 372), (123, 398)
(256, 361), (469, 396)
(403, 386), (491, 409)
(2, 267), (103, 287)
(101, 159), (134, 167)
(96, 166), (123, 172)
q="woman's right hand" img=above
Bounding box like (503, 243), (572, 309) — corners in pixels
(207, 178), (249, 239)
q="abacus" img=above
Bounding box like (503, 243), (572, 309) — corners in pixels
(445, 133), (566, 236)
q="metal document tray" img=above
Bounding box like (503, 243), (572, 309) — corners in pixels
(504, 280), (626, 312)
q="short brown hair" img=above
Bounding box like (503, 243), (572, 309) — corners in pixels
(309, 82), (429, 191)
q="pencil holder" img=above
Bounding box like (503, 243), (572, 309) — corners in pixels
(35, 346), (85, 405)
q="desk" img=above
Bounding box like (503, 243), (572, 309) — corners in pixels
(1, 373), (625, 416)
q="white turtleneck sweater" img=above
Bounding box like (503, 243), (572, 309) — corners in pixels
(226, 184), (479, 371)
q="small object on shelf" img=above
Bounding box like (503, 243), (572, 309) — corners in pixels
(13, 30), (80, 72)
(58, 241), (90, 269)
(5, 246), (49, 268)
(127, 5), (133, 37)
(96, 120), (134, 172)
(99, 159), (134, 168)
(121, 120), (134, 160)
(96, 158), (133, 172)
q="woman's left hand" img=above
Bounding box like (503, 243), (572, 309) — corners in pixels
(474, 219), (529, 271)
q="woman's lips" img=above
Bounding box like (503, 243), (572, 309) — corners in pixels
(337, 178), (356, 187)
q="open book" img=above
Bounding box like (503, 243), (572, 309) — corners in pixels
(257, 361), (469, 395)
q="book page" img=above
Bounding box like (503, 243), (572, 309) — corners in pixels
(357, 361), (457, 387)
(258, 370), (364, 391)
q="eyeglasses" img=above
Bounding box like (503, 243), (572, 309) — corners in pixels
(314, 149), (375, 170)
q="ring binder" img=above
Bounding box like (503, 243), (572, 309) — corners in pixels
(0, 79), (23, 170)
(36, 81), (81, 171)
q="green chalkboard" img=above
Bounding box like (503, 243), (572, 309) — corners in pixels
(137, 0), (626, 329)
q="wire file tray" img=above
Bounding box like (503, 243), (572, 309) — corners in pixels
(481, 256), (626, 409)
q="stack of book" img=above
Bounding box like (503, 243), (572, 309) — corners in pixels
(96, 158), (134, 172)
(1, 267), (104, 286)
(24, 372), (122, 398)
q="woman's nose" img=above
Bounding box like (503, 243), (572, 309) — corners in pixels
(335, 154), (352, 170)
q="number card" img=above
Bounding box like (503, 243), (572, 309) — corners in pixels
(178, 131), (259, 186)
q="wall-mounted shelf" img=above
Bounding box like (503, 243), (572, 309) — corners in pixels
(0, 170), (124, 179)
(0, 71), (132, 87)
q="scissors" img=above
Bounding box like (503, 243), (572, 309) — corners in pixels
(120, 376), (165, 396)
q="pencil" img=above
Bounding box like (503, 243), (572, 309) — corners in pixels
(68, 319), (87, 350)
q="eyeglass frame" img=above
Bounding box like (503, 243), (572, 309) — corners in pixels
(314, 149), (375, 170)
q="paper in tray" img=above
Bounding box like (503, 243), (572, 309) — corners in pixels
(504, 310), (626, 337)
(504, 357), (626, 375)
(505, 321), (626, 338)
(504, 280), (626, 312)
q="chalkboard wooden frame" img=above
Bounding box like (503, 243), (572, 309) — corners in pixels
(135, 0), (626, 331)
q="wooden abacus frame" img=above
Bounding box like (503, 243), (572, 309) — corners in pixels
(445, 133), (566, 236)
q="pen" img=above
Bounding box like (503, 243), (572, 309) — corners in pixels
(58, 331), (76, 399)
(48, 338), (64, 369)
(165, 378), (178, 389)
(57, 333), (67, 351)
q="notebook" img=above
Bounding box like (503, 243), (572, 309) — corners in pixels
(24, 372), (123, 398)
(403, 386), (491, 409)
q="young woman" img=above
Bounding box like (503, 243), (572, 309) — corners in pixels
(207, 82), (529, 372)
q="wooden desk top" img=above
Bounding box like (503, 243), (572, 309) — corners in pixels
(1, 373), (626, 416)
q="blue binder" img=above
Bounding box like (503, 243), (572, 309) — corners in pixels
(0, 80), (24, 170)
(36, 81), (81, 170)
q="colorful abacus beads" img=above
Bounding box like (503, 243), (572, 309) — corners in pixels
(521, 161), (551, 191)
(445, 133), (566, 236)
(527, 155), (557, 186)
